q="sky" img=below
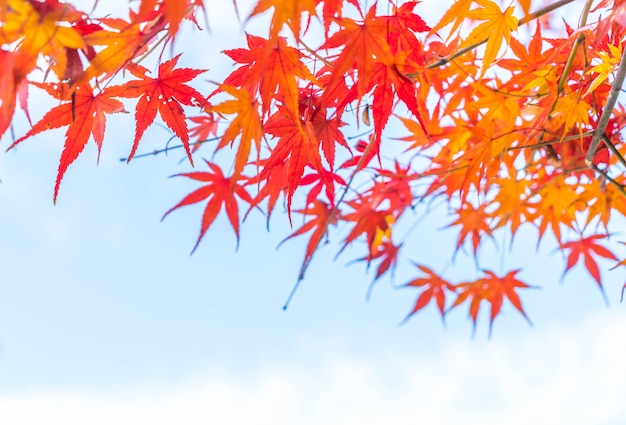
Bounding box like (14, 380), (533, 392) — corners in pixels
(1, 0), (625, 424)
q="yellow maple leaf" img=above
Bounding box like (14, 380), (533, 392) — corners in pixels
(463, 0), (518, 75)
(517, 0), (531, 16)
(429, 0), (473, 37)
(1, 0), (85, 76)
(584, 42), (622, 97)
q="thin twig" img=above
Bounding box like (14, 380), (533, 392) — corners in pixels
(587, 162), (626, 196)
(557, 0), (593, 93)
(119, 136), (221, 161)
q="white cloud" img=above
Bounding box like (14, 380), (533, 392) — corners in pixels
(1, 310), (625, 425)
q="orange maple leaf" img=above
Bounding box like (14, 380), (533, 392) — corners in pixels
(447, 202), (494, 255)
(452, 269), (534, 335)
(8, 82), (126, 202)
(211, 85), (263, 178)
(248, 0), (316, 39)
(138, 0), (201, 36)
(1, 0), (85, 77)
(404, 264), (456, 320)
(80, 13), (164, 84)
(429, 0), (473, 36)
(463, 0), (518, 74)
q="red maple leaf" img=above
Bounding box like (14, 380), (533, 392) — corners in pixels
(188, 113), (218, 153)
(111, 54), (205, 164)
(320, 5), (393, 103)
(163, 161), (253, 253)
(562, 234), (618, 295)
(262, 107), (327, 217)
(222, 34), (314, 118)
(280, 199), (340, 280)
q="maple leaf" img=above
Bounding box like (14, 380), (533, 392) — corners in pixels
(552, 93), (591, 140)
(447, 202), (494, 255)
(138, 0), (201, 36)
(262, 107), (326, 217)
(311, 104), (348, 170)
(280, 199), (340, 280)
(248, 0), (316, 39)
(0, 49), (29, 139)
(320, 5), (393, 103)
(8, 82), (126, 202)
(163, 161), (253, 253)
(63, 20), (104, 84)
(366, 239), (400, 281)
(249, 157), (289, 222)
(562, 234), (618, 295)
(340, 51), (425, 143)
(429, 0), (473, 36)
(609, 242), (626, 272)
(378, 2), (430, 71)
(188, 113), (218, 153)
(80, 13), (164, 84)
(518, 0), (531, 16)
(315, 0), (360, 34)
(340, 196), (395, 256)
(1, 0), (85, 77)
(211, 85), (263, 178)
(295, 89), (350, 170)
(534, 174), (585, 243)
(452, 269), (533, 335)
(300, 168), (346, 207)
(491, 175), (537, 235)
(585, 42), (622, 96)
(404, 264), (456, 320)
(222, 34), (314, 118)
(463, 0), (518, 74)
(110, 54), (205, 164)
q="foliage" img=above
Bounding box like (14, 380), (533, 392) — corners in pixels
(2, 0), (626, 331)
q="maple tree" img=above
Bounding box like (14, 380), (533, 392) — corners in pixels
(2, 0), (626, 332)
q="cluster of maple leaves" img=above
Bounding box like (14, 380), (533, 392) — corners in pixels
(1, 0), (626, 331)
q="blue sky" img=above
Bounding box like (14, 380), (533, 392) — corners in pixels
(0, 0), (625, 423)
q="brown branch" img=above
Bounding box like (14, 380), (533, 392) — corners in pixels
(586, 47), (626, 165)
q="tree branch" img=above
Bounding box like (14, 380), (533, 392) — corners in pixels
(585, 46), (626, 165)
